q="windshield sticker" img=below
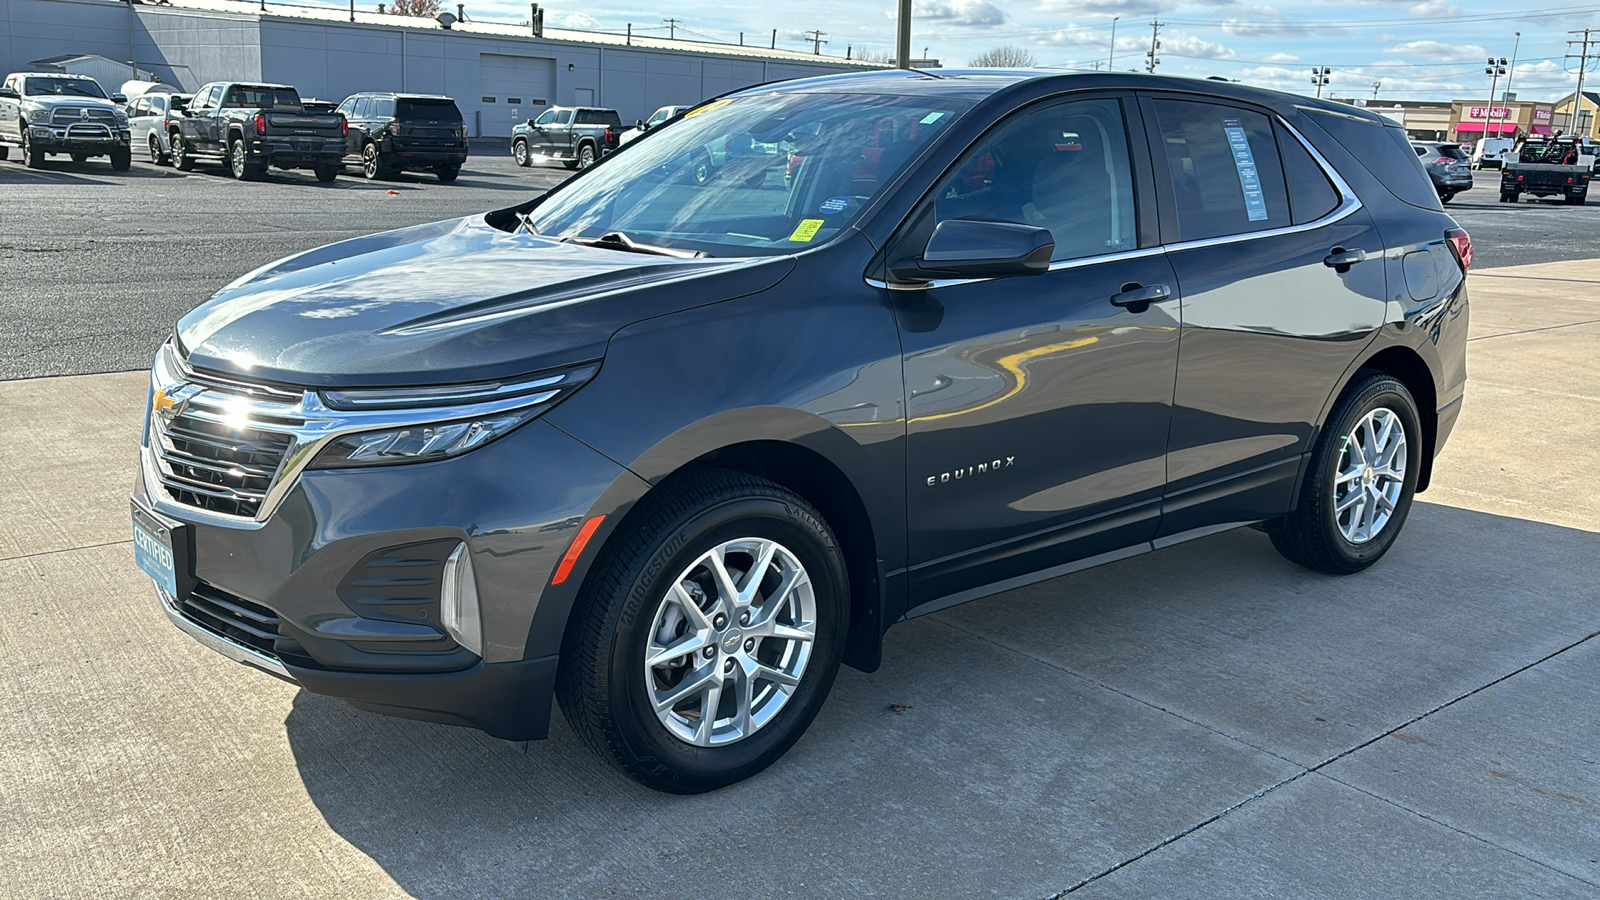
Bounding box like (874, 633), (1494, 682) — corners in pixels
(920, 111), (946, 125)
(788, 219), (826, 242)
(684, 98), (733, 119)
(819, 196), (851, 214)
(1222, 117), (1269, 222)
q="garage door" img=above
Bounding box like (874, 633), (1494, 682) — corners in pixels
(479, 54), (556, 137)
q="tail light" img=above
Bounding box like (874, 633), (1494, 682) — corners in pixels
(1445, 226), (1473, 271)
(253, 112), (266, 135)
(1517, 175), (1525, 182)
(603, 127), (614, 144)
(1434, 157), (1453, 165)
(1567, 177), (1575, 184)
(342, 116), (349, 138)
(386, 120), (401, 136)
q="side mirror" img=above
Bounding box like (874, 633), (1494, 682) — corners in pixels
(0, 88), (18, 100)
(636, 119), (644, 129)
(889, 219), (1055, 283)
(112, 93), (127, 103)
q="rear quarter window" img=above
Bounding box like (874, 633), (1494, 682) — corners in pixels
(1277, 122), (1341, 224)
(1307, 111), (1441, 211)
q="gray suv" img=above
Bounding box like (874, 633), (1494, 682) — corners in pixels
(1411, 140), (1473, 203)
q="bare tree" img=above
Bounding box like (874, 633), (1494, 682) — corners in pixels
(388, 0), (440, 17)
(969, 45), (1036, 67)
(855, 48), (897, 65)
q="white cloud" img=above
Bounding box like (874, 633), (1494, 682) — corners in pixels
(910, 0), (1008, 26)
(1160, 31), (1235, 60)
(1384, 40), (1486, 62)
(1407, 0), (1460, 14)
(1035, 0), (1177, 16)
(562, 11), (601, 28)
(1262, 52), (1299, 63)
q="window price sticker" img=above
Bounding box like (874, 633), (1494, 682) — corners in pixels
(788, 219), (825, 242)
(1222, 117), (1269, 222)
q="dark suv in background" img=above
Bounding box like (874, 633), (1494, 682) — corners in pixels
(1410, 140), (1473, 203)
(134, 70), (1469, 794)
(338, 92), (468, 182)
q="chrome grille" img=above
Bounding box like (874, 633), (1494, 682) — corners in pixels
(50, 107), (118, 124)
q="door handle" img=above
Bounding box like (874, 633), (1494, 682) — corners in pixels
(1323, 247), (1368, 271)
(1110, 283), (1171, 311)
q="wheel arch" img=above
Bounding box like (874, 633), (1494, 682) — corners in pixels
(1349, 345), (1439, 491)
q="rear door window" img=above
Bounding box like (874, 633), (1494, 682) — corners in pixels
(1149, 98), (1291, 241)
(352, 97), (371, 119)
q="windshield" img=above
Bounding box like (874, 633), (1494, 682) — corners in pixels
(23, 77), (107, 99)
(522, 92), (973, 257)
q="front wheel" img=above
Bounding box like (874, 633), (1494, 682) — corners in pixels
(512, 138), (530, 167)
(108, 147), (131, 171)
(21, 130), (44, 168)
(557, 469), (848, 793)
(1267, 374), (1422, 575)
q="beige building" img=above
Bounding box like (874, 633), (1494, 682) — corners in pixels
(1447, 99), (1556, 143)
(1551, 91), (1600, 140)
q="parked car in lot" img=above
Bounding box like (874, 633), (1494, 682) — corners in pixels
(127, 90), (191, 165)
(0, 72), (131, 169)
(511, 106), (621, 168)
(133, 70), (1469, 794)
(337, 92), (468, 182)
(618, 104), (691, 145)
(170, 82), (345, 181)
(1471, 136), (1515, 170)
(1410, 140), (1472, 203)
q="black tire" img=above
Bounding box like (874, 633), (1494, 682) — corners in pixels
(1439, 192), (1453, 204)
(21, 129), (44, 169)
(573, 142), (596, 169)
(557, 469), (848, 794)
(513, 138), (531, 167)
(1267, 374), (1423, 575)
(1505, 190), (1519, 203)
(229, 137), (262, 180)
(109, 147), (131, 171)
(172, 132), (194, 172)
(0, 145), (9, 161)
(71, 152), (88, 164)
(361, 141), (393, 180)
(148, 133), (169, 166)
(313, 163), (339, 183)
(435, 164), (460, 183)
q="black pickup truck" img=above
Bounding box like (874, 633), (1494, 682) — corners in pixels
(1499, 136), (1595, 205)
(171, 82), (346, 181)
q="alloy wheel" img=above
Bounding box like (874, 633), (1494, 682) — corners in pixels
(149, 134), (161, 161)
(643, 537), (816, 747)
(231, 139), (247, 178)
(1334, 407), (1407, 544)
(514, 140), (528, 166)
(579, 145), (595, 168)
(363, 143), (379, 178)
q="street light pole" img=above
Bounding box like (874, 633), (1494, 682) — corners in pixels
(1498, 32), (1522, 138)
(1109, 16), (1119, 70)
(1485, 56), (1507, 142)
(1310, 67), (1331, 99)
(896, 0), (912, 69)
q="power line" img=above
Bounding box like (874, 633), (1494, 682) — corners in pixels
(803, 29), (829, 55)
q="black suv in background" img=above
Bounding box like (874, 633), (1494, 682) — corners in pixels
(338, 92), (468, 182)
(134, 71), (1470, 794)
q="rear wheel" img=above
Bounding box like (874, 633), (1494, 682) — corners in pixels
(361, 141), (393, 179)
(513, 138), (530, 167)
(313, 163), (339, 183)
(1267, 374), (1422, 575)
(1439, 192), (1453, 204)
(557, 469), (848, 794)
(434, 164), (460, 183)
(575, 142), (596, 169)
(148, 133), (169, 165)
(229, 137), (263, 180)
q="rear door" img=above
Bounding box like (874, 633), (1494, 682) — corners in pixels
(897, 94), (1182, 610)
(1140, 94), (1389, 536)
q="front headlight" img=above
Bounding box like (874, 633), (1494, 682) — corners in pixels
(306, 363), (597, 469)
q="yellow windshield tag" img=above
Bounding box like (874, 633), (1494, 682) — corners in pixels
(684, 98), (733, 119)
(788, 219), (825, 242)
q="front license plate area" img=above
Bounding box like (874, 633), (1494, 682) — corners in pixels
(132, 499), (193, 599)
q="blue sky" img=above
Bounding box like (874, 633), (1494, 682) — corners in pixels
(466, 0), (1600, 102)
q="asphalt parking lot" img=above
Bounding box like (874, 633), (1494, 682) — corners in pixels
(1, 152), (1598, 898)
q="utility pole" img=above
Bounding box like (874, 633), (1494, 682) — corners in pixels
(1109, 16), (1119, 71)
(803, 30), (828, 55)
(1485, 55), (1507, 140)
(1145, 20), (1162, 73)
(1371, 80), (1382, 100)
(896, 0), (912, 69)
(1310, 66), (1331, 99)
(1501, 32), (1521, 134)
(1567, 28), (1600, 137)
(662, 17), (680, 40)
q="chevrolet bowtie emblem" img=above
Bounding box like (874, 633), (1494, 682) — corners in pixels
(152, 384), (200, 422)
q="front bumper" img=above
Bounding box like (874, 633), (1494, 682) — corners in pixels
(32, 126), (130, 152)
(137, 416), (645, 740)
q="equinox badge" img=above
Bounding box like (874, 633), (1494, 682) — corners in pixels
(927, 457), (1016, 486)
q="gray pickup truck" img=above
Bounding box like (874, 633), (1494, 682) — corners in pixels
(171, 82), (346, 181)
(510, 106), (622, 169)
(0, 72), (131, 169)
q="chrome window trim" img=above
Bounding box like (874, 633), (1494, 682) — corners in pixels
(869, 113), (1361, 292)
(142, 342), (584, 528)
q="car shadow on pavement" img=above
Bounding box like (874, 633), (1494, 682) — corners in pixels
(0, 164), (184, 184)
(282, 501), (1600, 898)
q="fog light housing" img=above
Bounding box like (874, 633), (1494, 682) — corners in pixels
(30, 126), (50, 138)
(441, 542), (483, 657)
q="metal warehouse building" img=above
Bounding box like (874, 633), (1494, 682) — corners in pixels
(0, 0), (873, 135)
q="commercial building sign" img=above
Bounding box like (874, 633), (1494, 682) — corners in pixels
(1535, 109), (1552, 120)
(1467, 106), (1514, 120)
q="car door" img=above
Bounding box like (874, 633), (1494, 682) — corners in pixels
(0, 75), (16, 141)
(528, 107), (556, 155)
(1139, 94), (1389, 536)
(338, 96), (359, 159)
(893, 94), (1182, 611)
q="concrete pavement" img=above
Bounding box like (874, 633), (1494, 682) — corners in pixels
(0, 259), (1596, 898)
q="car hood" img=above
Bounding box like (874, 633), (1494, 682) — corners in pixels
(177, 215), (795, 388)
(23, 95), (119, 111)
